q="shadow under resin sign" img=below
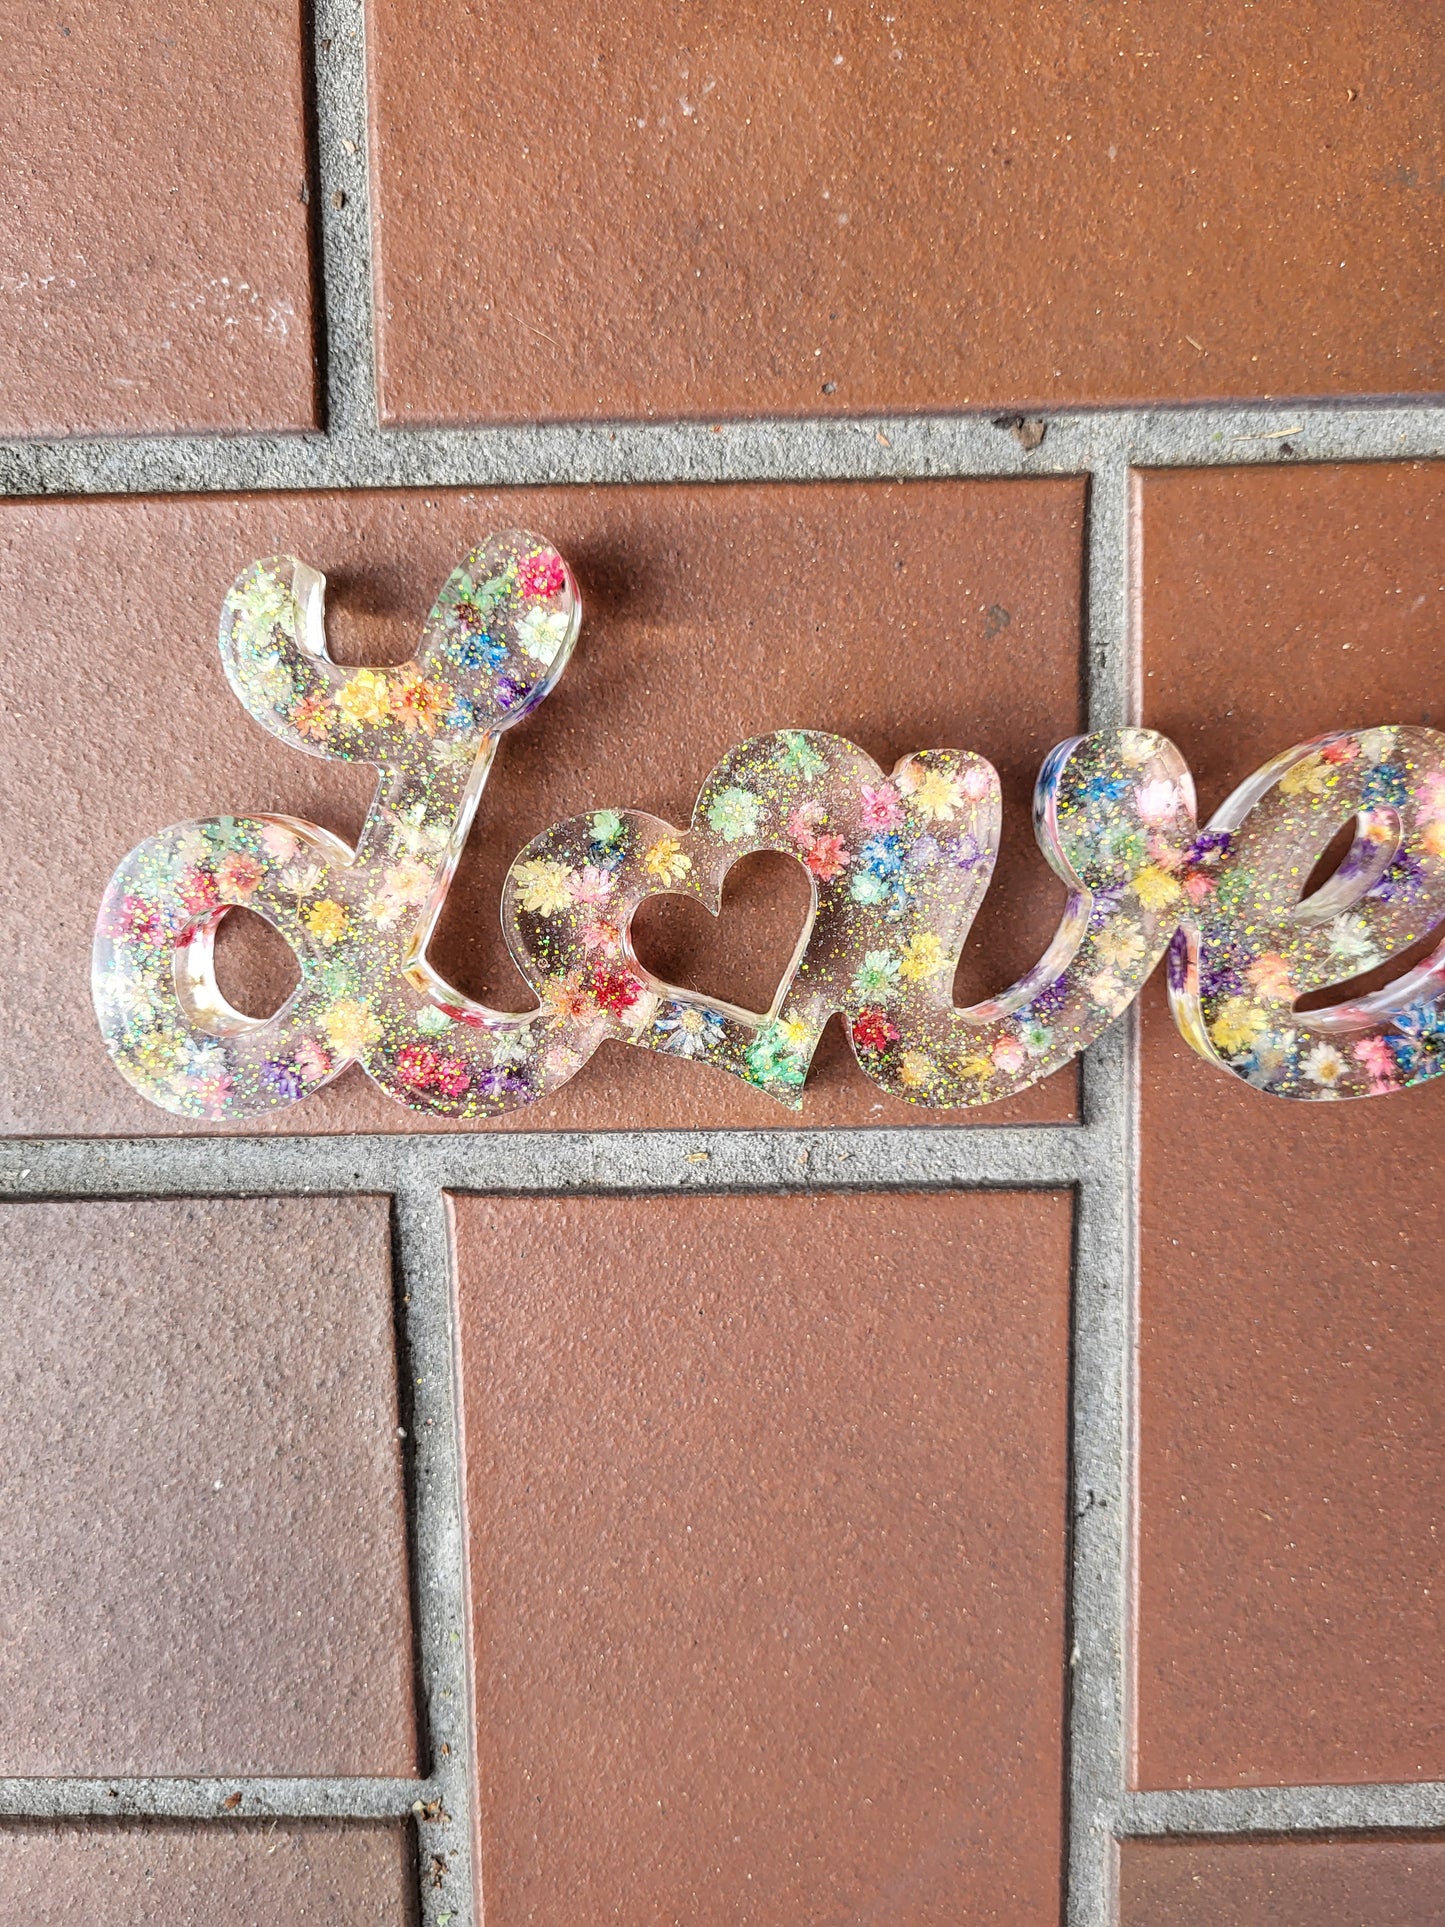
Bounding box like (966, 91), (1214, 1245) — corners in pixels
(93, 534), (1445, 1120)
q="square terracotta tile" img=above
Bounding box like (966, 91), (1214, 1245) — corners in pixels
(0, 1822), (417, 1926)
(1134, 464), (1445, 1789)
(0, 1198), (416, 1776)
(368, 1), (1445, 423)
(450, 1189), (1073, 1924)
(1120, 1838), (1445, 1926)
(0, 2), (317, 436)
(0, 481), (1083, 1134)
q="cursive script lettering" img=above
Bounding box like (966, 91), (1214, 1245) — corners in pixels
(92, 537), (1445, 1118)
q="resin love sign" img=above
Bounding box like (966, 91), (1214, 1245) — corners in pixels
(93, 534), (1445, 1120)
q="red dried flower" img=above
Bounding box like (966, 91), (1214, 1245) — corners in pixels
(115, 894), (167, 947)
(292, 691), (333, 740)
(591, 965), (642, 1015)
(180, 869), (221, 919)
(396, 1042), (442, 1090)
(517, 549), (566, 600)
(852, 1007), (899, 1052)
(431, 1053), (471, 1097)
(803, 833), (849, 880)
(218, 851), (264, 897)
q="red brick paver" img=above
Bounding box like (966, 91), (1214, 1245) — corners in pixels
(368, 0), (1445, 424)
(1120, 1837), (1445, 1925)
(0, 2), (317, 437)
(0, 1199), (416, 1776)
(450, 1189), (1072, 1925)
(0, 482), (1082, 1134)
(1135, 464), (1445, 1789)
(0, 1822), (416, 1926)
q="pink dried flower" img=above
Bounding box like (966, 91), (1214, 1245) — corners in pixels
(858, 785), (902, 830)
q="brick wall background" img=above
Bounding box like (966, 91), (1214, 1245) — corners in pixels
(0, 3), (1442, 1922)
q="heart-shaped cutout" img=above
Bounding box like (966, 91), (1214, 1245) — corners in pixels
(629, 849), (814, 1018)
(497, 729), (955, 1107)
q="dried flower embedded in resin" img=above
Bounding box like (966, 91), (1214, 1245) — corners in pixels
(93, 539), (1445, 1120)
(1168, 727), (1445, 1098)
(497, 725), (1195, 1111)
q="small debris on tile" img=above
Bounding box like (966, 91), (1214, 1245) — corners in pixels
(992, 414), (1047, 452)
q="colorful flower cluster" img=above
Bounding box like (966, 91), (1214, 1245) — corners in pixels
(1168, 727), (1445, 1099)
(493, 728), (1148, 1110)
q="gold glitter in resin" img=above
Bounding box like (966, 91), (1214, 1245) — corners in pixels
(1168, 727), (1445, 1099)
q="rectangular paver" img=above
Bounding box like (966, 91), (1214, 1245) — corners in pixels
(0, 481), (1082, 1134)
(0, 1), (317, 436)
(0, 1821), (417, 1927)
(0, 1198), (417, 1777)
(369, 0), (1445, 424)
(1134, 463), (1445, 1789)
(450, 1189), (1073, 1924)
(1121, 1837), (1445, 1926)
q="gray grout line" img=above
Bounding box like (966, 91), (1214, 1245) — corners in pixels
(391, 1184), (475, 1926)
(1122, 1784), (1445, 1837)
(0, 402), (1442, 500)
(0, 1778), (429, 1824)
(312, 0), (378, 442)
(6, 1776), (1440, 1839)
(0, 1122), (1090, 1200)
(311, 14), (473, 1911)
(1066, 457), (1136, 1927)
